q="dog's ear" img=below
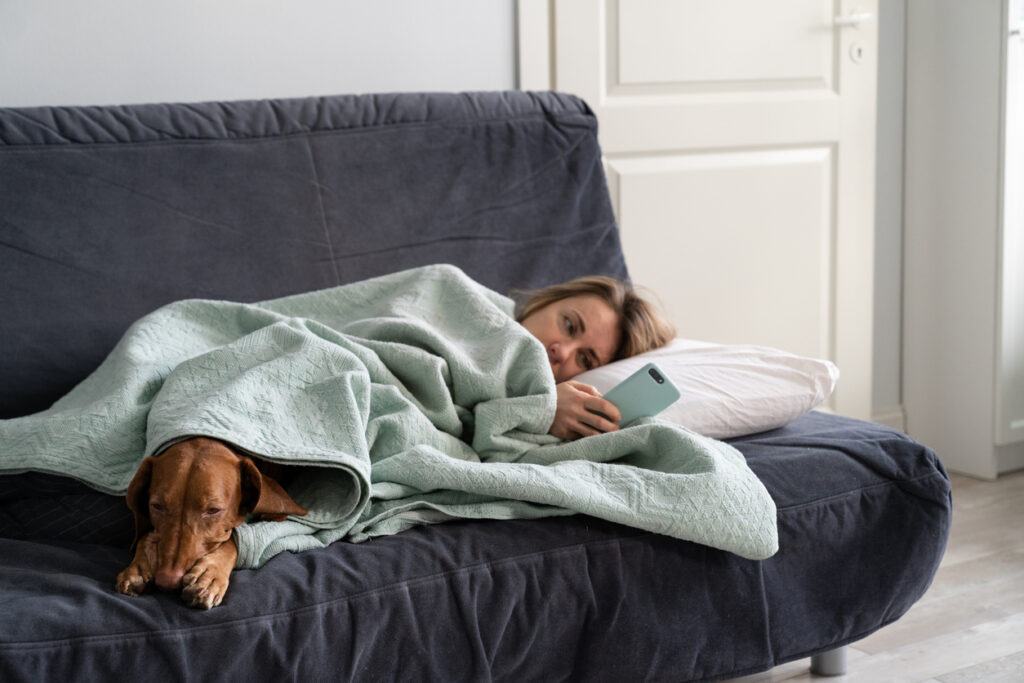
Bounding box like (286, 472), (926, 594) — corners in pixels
(125, 456), (156, 549)
(239, 458), (308, 522)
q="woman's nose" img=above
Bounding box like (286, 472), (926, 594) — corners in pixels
(548, 342), (571, 365)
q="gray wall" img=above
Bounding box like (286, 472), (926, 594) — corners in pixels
(873, 0), (906, 422)
(0, 0), (904, 421)
(0, 0), (516, 106)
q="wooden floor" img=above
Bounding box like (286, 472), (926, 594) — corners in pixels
(727, 469), (1024, 683)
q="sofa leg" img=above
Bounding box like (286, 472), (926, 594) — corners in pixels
(810, 646), (848, 676)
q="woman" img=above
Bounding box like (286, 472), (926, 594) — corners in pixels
(517, 276), (675, 441)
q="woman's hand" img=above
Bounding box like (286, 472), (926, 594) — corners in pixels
(549, 381), (622, 440)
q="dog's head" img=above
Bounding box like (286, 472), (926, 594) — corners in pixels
(125, 437), (307, 590)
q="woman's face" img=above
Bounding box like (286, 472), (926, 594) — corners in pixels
(520, 295), (621, 382)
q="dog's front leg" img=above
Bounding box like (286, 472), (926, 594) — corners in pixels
(115, 531), (159, 597)
(181, 537), (237, 609)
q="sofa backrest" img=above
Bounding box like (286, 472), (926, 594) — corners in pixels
(0, 92), (626, 418)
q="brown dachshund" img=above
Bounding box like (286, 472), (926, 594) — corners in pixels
(115, 437), (307, 609)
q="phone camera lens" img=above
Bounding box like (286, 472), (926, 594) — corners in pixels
(649, 368), (664, 384)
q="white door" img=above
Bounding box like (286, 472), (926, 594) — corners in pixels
(519, 0), (878, 420)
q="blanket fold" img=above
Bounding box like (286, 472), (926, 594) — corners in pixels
(0, 265), (778, 566)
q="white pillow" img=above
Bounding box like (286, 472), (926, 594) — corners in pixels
(573, 338), (839, 439)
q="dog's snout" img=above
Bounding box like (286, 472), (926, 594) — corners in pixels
(155, 567), (185, 592)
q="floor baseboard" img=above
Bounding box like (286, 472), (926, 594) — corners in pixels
(872, 405), (906, 432)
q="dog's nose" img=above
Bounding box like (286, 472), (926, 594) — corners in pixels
(154, 568), (185, 592)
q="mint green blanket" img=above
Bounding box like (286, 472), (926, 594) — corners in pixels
(0, 265), (778, 567)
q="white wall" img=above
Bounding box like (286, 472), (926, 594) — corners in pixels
(0, 0), (516, 106)
(0, 0), (905, 422)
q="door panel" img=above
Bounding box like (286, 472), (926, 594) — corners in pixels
(615, 0), (833, 91)
(608, 147), (833, 362)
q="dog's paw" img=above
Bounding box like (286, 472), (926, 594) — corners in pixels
(181, 559), (230, 609)
(115, 565), (151, 597)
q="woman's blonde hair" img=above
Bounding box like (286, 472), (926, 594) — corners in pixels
(516, 275), (675, 361)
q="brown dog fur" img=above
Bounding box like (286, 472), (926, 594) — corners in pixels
(114, 437), (307, 608)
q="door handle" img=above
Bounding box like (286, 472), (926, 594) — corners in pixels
(834, 11), (874, 28)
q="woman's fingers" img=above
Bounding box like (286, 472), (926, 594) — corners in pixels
(581, 413), (619, 435)
(570, 401), (619, 436)
(583, 396), (621, 426)
(566, 381), (622, 424)
(552, 381), (624, 440)
(568, 380), (602, 397)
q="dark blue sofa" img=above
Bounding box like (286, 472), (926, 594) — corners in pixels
(0, 91), (951, 682)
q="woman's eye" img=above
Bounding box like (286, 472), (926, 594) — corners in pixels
(564, 316), (575, 334)
(580, 353), (594, 371)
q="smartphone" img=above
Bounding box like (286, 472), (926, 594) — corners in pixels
(599, 362), (680, 427)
